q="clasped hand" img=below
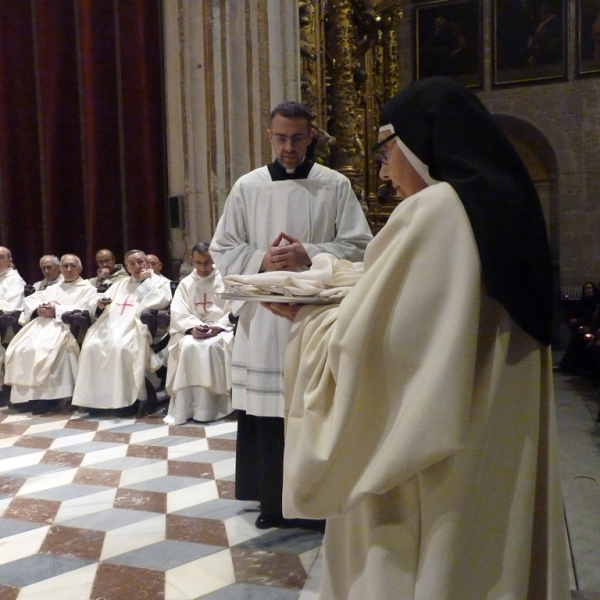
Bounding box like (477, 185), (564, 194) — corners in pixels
(37, 303), (56, 318)
(260, 232), (311, 272)
(192, 324), (222, 339)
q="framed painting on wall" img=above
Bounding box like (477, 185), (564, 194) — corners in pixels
(493, 0), (567, 86)
(413, 0), (483, 89)
(577, 0), (600, 77)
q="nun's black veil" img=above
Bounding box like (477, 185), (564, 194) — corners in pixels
(379, 77), (552, 346)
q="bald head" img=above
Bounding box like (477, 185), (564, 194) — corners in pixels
(0, 247), (12, 272)
(146, 254), (162, 275)
(95, 249), (116, 270)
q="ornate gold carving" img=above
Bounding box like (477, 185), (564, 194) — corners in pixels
(298, 0), (404, 232)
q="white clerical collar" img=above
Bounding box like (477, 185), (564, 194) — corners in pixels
(0, 267), (11, 277)
(193, 269), (216, 282)
(285, 156), (307, 174)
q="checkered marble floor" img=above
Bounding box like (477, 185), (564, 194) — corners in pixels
(0, 407), (323, 600)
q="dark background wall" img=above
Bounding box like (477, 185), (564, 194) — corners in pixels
(0, 0), (168, 283)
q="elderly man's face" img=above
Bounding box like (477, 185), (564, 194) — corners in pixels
(40, 257), (60, 281)
(60, 256), (82, 283)
(192, 252), (214, 278)
(0, 247), (11, 271)
(96, 250), (116, 270)
(146, 255), (162, 275)
(125, 252), (148, 279)
(377, 133), (428, 199)
(267, 115), (315, 169)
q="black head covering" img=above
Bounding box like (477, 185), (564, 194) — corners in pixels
(379, 77), (552, 345)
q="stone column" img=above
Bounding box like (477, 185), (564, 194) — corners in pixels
(162, 0), (300, 264)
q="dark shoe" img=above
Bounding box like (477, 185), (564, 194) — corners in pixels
(31, 400), (60, 415)
(8, 400), (33, 413)
(86, 408), (106, 417)
(255, 513), (325, 532)
(115, 400), (140, 418)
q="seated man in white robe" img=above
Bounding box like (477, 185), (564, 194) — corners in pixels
(165, 243), (233, 424)
(72, 249), (172, 416)
(88, 248), (128, 291)
(32, 255), (63, 291)
(146, 254), (170, 281)
(4, 254), (97, 414)
(0, 246), (26, 388)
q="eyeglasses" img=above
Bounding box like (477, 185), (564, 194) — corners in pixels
(371, 132), (398, 164)
(271, 133), (310, 146)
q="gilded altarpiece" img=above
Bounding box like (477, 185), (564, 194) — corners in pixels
(299, 0), (404, 233)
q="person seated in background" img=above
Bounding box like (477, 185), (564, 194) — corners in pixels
(72, 249), (172, 416)
(33, 255), (63, 291)
(178, 262), (194, 281)
(557, 281), (600, 372)
(88, 248), (128, 292)
(146, 254), (168, 278)
(0, 246), (25, 388)
(165, 243), (234, 424)
(4, 254), (97, 414)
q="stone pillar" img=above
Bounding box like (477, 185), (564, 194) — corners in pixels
(162, 0), (300, 264)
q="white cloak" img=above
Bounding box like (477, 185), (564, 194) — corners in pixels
(88, 264), (129, 288)
(283, 183), (569, 599)
(210, 163), (372, 417)
(0, 268), (26, 384)
(165, 269), (233, 424)
(33, 275), (63, 291)
(5, 277), (97, 402)
(72, 273), (171, 408)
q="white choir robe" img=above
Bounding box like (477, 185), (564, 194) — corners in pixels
(283, 183), (569, 600)
(0, 268), (26, 386)
(33, 274), (63, 291)
(4, 277), (97, 402)
(210, 163), (372, 417)
(88, 264), (128, 289)
(165, 269), (233, 424)
(72, 273), (172, 409)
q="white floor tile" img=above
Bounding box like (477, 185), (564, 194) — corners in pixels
(212, 457), (236, 479)
(79, 444), (128, 466)
(0, 524), (50, 565)
(118, 461), (168, 487)
(54, 489), (118, 523)
(165, 549), (235, 600)
(166, 481), (219, 513)
(17, 563), (98, 600)
(16, 468), (78, 496)
(167, 439), (209, 459)
(100, 514), (166, 560)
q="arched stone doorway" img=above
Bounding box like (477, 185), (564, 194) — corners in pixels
(493, 114), (562, 344)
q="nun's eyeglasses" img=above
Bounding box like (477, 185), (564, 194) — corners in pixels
(372, 132), (398, 164)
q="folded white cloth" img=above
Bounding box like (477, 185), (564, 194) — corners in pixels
(222, 253), (364, 298)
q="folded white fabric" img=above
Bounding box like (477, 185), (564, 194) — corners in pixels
(222, 253), (364, 298)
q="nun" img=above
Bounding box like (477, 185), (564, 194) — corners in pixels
(265, 77), (569, 599)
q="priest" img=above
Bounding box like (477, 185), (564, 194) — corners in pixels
(88, 248), (128, 291)
(164, 243), (233, 424)
(32, 255), (63, 291)
(210, 101), (372, 529)
(4, 254), (97, 414)
(72, 249), (172, 415)
(267, 78), (569, 599)
(0, 246), (26, 387)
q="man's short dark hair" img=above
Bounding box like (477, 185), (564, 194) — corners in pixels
(269, 101), (314, 127)
(191, 242), (211, 256)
